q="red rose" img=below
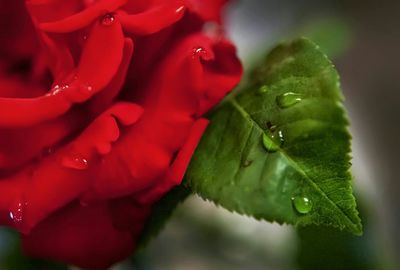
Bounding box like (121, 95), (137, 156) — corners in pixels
(0, 0), (242, 268)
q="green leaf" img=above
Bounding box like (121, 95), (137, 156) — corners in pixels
(185, 38), (362, 234)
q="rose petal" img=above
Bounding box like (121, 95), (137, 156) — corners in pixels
(82, 33), (241, 201)
(38, 0), (128, 33)
(88, 38), (134, 114)
(135, 118), (209, 204)
(36, 31), (75, 81)
(67, 17), (125, 100)
(0, 102), (142, 231)
(22, 202), (134, 269)
(0, 18), (125, 128)
(118, 0), (186, 35)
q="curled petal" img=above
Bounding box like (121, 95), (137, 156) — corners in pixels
(141, 33), (242, 116)
(22, 203), (134, 269)
(0, 108), (86, 170)
(82, 34), (241, 201)
(0, 102), (142, 231)
(196, 38), (243, 115)
(38, 0), (128, 33)
(118, 0), (186, 35)
(136, 118), (209, 204)
(88, 38), (134, 114)
(36, 31), (74, 81)
(0, 94), (71, 128)
(0, 18), (125, 128)
(26, 0), (84, 30)
(67, 18), (125, 101)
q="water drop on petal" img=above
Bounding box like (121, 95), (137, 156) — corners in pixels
(175, 5), (185, 14)
(276, 92), (302, 109)
(292, 196), (313, 214)
(79, 83), (93, 94)
(192, 46), (206, 57)
(9, 199), (27, 231)
(192, 46), (212, 60)
(62, 154), (89, 170)
(101, 13), (115, 26)
(10, 203), (23, 223)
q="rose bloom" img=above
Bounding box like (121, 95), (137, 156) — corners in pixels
(0, 0), (242, 268)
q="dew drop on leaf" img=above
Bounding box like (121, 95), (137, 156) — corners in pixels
(262, 133), (279, 152)
(276, 92), (302, 108)
(62, 154), (89, 170)
(262, 130), (284, 152)
(292, 196), (313, 214)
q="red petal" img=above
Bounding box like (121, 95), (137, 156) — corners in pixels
(140, 33), (242, 116)
(0, 94), (71, 128)
(36, 31), (75, 81)
(38, 0), (128, 33)
(0, 102), (142, 231)
(136, 118), (209, 204)
(0, 17), (125, 128)
(0, 108), (86, 170)
(22, 202), (134, 269)
(82, 33), (241, 201)
(66, 17), (125, 101)
(88, 38), (134, 114)
(118, 0), (186, 35)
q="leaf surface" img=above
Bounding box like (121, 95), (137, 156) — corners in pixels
(185, 38), (361, 234)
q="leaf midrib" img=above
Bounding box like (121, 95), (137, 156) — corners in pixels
(229, 97), (359, 232)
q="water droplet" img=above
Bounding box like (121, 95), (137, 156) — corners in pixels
(175, 5), (185, 14)
(262, 129), (284, 152)
(79, 83), (93, 93)
(9, 200), (26, 226)
(276, 92), (302, 109)
(62, 154), (89, 170)
(192, 46), (211, 60)
(292, 196), (313, 214)
(262, 134), (279, 152)
(101, 13), (115, 26)
(192, 46), (205, 56)
(46, 84), (71, 96)
(242, 160), (253, 167)
(258, 85), (268, 94)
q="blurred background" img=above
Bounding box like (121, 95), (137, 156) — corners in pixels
(1, 0), (399, 269)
